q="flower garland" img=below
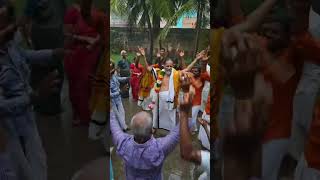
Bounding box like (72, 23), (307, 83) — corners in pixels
(154, 70), (165, 93)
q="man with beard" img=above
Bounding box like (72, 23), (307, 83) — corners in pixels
(188, 64), (210, 135)
(155, 48), (167, 68)
(140, 46), (207, 132)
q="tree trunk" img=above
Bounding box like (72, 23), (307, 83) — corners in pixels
(210, 0), (215, 28)
(159, 39), (162, 50)
(153, 15), (162, 49)
(194, 1), (203, 58)
(145, 5), (154, 64)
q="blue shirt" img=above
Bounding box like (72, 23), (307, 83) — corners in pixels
(110, 73), (128, 104)
(117, 59), (130, 70)
(0, 39), (53, 137)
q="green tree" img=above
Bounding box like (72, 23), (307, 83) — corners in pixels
(111, 0), (209, 61)
(158, 0), (209, 57)
(111, 0), (173, 63)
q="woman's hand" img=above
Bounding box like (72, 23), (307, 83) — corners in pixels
(86, 35), (101, 49)
(138, 47), (146, 57)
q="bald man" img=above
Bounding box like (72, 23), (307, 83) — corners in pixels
(110, 109), (189, 179)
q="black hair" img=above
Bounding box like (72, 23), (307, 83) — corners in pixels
(164, 58), (173, 64)
(160, 48), (166, 51)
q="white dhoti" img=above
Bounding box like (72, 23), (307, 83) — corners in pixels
(198, 112), (210, 150)
(201, 82), (210, 112)
(138, 95), (153, 111)
(152, 91), (176, 131)
(192, 106), (202, 131)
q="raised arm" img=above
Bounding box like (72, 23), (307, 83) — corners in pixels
(181, 51), (205, 73)
(179, 74), (201, 164)
(230, 0), (278, 32)
(110, 109), (127, 146)
(139, 47), (152, 71)
(178, 50), (187, 69)
(226, 40), (270, 136)
(157, 123), (180, 156)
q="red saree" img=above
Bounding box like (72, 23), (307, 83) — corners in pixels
(64, 6), (102, 125)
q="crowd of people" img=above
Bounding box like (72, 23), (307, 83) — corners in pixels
(0, 0), (107, 179)
(213, 0), (320, 179)
(5, 0), (320, 179)
(109, 46), (211, 179)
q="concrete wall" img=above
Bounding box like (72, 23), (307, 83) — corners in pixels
(110, 27), (210, 57)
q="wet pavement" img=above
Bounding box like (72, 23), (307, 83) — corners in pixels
(34, 83), (296, 180)
(35, 78), (207, 180)
(110, 94), (208, 180)
(35, 79), (107, 180)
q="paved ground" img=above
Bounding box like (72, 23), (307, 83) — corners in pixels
(34, 80), (297, 180)
(35, 79), (107, 180)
